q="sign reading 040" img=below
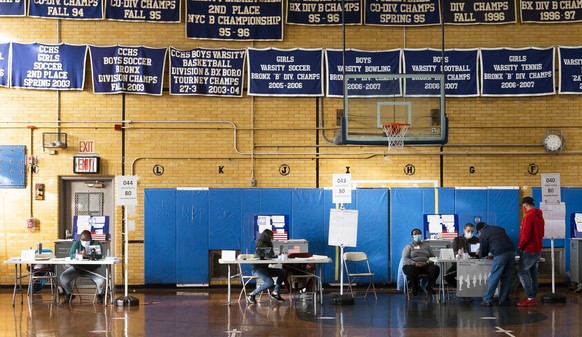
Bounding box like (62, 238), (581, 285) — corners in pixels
(115, 175), (138, 206)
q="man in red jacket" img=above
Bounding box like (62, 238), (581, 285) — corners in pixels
(517, 196), (545, 307)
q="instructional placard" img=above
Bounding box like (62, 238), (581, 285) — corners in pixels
(328, 209), (358, 247)
(541, 173), (561, 204)
(116, 175), (138, 206)
(540, 202), (565, 239)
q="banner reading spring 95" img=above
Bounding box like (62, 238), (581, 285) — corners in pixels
(106, 0), (181, 22)
(11, 43), (87, 90)
(286, 0), (362, 25)
(480, 47), (555, 96)
(169, 47), (245, 96)
(29, 0), (104, 19)
(0, 43), (9, 87)
(365, 0), (441, 26)
(247, 48), (323, 96)
(325, 49), (401, 98)
(403, 49), (479, 97)
(186, 0), (283, 40)
(89, 45), (167, 95)
(558, 46), (582, 94)
(0, 0), (25, 16)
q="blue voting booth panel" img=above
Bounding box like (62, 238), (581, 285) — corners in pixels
(322, 189), (389, 284)
(389, 188), (435, 282)
(144, 189), (177, 284)
(290, 189), (326, 256)
(176, 190), (209, 284)
(208, 189), (241, 250)
(487, 188), (520, 245)
(241, 189), (261, 255)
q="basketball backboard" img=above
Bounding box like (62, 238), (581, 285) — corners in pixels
(340, 74), (447, 145)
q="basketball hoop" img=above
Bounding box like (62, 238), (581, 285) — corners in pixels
(382, 123), (410, 151)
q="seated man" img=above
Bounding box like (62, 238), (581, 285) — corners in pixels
(60, 230), (105, 304)
(402, 228), (440, 296)
(444, 223), (480, 287)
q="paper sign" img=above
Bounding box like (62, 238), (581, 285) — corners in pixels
(540, 202), (566, 239)
(332, 173), (352, 204)
(541, 173), (561, 204)
(328, 209), (358, 247)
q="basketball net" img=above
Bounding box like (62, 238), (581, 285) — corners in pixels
(382, 123), (410, 151)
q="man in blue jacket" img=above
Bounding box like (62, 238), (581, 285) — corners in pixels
(60, 230), (105, 304)
(476, 222), (515, 307)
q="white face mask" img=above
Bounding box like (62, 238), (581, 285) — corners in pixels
(464, 232), (474, 239)
(413, 234), (422, 242)
(81, 240), (90, 248)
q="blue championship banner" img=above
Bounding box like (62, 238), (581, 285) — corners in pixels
(106, 0), (180, 22)
(169, 47), (245, 97)
(558, 46), (582, 94)
(365, 0), (441, 26)
(0, 0), (25, 16)
(443, 0), (516, 24)
(521, 0), (582, 23)
(480, 47), (555, 96)
(325, 49), (401, 97)
(89, 45), (167, 95)
(11, 43), (87, 90)
(0, 43), (9, 87)
(403, 48), (479, 97)
(186, 0), (283, 41)
(247, 48), (323, 96)
(29, 0), (104, 19)
(286, 0), (362, 25)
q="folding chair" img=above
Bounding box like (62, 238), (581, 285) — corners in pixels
(284, 253), (318, 302)
(236, 254), (269, 302)
(403, 273), (431, 300)
(27, 249), (58, 304)
(343, 252), (377, 300)
(70, 275), (98, 304)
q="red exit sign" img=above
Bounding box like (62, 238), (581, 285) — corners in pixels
(73, 155), (100, 174)
(79, 140), (95, 153)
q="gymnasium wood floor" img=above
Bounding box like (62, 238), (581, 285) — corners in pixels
(2, 286), (580, 337)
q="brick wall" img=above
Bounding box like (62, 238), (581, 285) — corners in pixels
(1, 14), (581, 284)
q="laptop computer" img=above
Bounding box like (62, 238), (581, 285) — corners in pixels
(439, 248), (455, 259)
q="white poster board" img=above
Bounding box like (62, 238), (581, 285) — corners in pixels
(115, 175), (138, 206)
(328, 209), (358, 247)
(540, 202), (566, 239)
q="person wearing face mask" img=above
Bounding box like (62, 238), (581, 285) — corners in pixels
(60, 230), (105, 304)
(402, 228), (440, 296)
(443, 223), (480, 287)
(246, 229), (287, 304)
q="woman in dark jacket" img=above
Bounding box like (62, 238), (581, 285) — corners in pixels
(246, 229), (287, 304)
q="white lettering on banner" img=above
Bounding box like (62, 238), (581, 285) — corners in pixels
(521, 0), (582, 22)
(170, 47), (245, 96)
(287, 0), (361, 25)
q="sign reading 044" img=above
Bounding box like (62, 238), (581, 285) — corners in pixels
(543, 133), (563, 152)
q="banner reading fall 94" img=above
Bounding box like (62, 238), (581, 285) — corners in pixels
(186, 0), (283, 40)
(29, 0), (104, 19)
(0, 0), (25, 16)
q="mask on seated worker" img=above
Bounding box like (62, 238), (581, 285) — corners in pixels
(464, 232), (474, 239)
(81, 240), (91, 248)
(413, 234), (422, 242)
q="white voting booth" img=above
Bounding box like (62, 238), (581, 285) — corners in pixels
(329, 173), (358, 298)
(540, 173), (567, 303)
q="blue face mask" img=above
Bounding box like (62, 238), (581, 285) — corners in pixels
(81, 240), (90, 248)
(413, 234), (422, 242)
(464, 232), (473, 239)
